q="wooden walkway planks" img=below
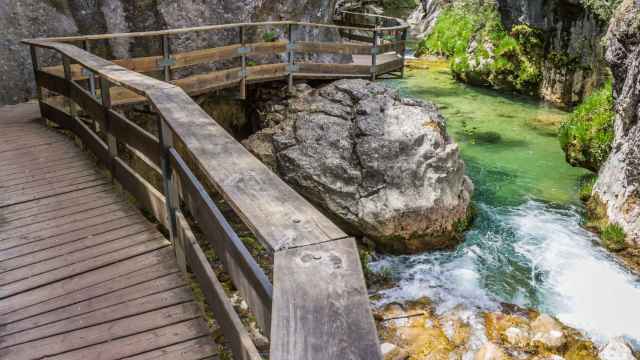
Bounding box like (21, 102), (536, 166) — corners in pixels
(0, 103), (218, 360)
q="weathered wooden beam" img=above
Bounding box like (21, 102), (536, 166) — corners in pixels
(295, 41), (372, 55)
(162, 34), (172, 82)
(296, 62), (370, 75)
(270, 237), (382, 360)
(170, 148), (273, 336)
(239, 26), (246, 100)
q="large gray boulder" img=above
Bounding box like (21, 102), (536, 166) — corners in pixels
(594, 0), (640, 246)
(244, 80), (473, 253)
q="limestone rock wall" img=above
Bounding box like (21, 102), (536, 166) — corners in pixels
(498, 0), (610, 107)
(0, 0), (337, 105)
(594, 0), (640, 246)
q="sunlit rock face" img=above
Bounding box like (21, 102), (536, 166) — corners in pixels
(407, 0), (446, 39)
(594, 0), (640, 247)
(0, 0), (338, 105)
(243, 80), (473, 254)
(496, 0), (609, 107)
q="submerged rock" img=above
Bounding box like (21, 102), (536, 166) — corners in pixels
(244, 79), (473, 253)
(594, 0), (640, 247)
(530, 314), (566, 350)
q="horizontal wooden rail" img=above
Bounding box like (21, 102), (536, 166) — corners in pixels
(24, 10), (399, 359)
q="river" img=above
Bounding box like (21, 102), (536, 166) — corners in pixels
(372, 60), (640, 348)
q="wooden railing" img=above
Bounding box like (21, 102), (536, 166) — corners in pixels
(23, 11), (408, 360)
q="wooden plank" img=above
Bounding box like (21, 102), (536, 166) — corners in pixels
(295, 41), (372, 55)
(0, 146), (82, 169)
(171, 150), (272, 336)
(375, 57), (403, 75)
(36, 70), (69, 96)
(270, 237), (382, 360)
(0, 247), (176, 315)
(0, 211), (142, 257)
(0, 137), (68, 153)
(338, 30), (374, 43)
(0, 302), (202, 358)
(45, 319), (213, 360)
(0, 287), (194, 348)
(124, 336), (219, 360)
(293, 72), (369, 80)
(0, 255), (179, 323)
(0, 202), (130, 243)
(174, 44), (241, 68)
(0, 178), (109, 209)
(148, 87), (346, 251)
(297, 62), (371, 75)
(1, 168), (101, 194)
(0, 158), (94, 183)
(109, 109), (161, 167)
(69, 79), (107, 127)
(0, 231), (163, 284)
(0, 236), (169, 298)
(246, 63), (288, 83)
(0, 222), (151, 270)
(174, 67), (242, 97)
(185, 230), (262, 360)
(378, 40), (404, 54)
(0, 272), (186, 337)
(0, 193), (123, 231)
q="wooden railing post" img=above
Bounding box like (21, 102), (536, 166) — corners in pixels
(62, 56), (77, 118)
(162, 35), (172, 82)
(99, 77), (118, 177)
(400, 28), (408, 79)
(287, 23), (294, 93)
(28, 46), (43, 105)
(158, 117), (185, 273)
(239, 26), (247, 99)
(371, 29), (378, 81)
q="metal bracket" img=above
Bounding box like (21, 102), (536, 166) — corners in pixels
(239, 68), (247, 77)
(286, 43), (297, 51)
(288, 64), (299, 73)
(238, 47), (251, 55)
(81, 67), (93, 77)
(371, 47), (379, 55)
(158, 58), (176, 67)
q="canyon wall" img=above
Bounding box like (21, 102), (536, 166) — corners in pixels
(594, 0), (640, 246)
(0, 0), (336, 106)
(496, 0), (610, 107)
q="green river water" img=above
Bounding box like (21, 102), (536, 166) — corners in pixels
(372, 61), (640, 348)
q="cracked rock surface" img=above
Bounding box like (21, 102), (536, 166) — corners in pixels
(243, 79), (473, 253)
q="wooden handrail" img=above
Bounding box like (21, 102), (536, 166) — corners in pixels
(23, 11), (402, 360)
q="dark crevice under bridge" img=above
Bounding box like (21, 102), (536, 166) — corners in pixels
(1, 11), (408, 360)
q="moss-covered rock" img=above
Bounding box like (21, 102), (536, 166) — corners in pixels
(416, 0), (544, 96)
(559, 82), (615, 172)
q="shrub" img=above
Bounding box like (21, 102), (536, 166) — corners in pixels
(581, 0), (623, 21)
(559, 82), (615, 172)
(416, 0), (543, 94)
(262, 30), (279, 42)
(601, 223), (627, 251)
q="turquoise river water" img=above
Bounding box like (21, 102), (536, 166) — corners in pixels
(372, 61), (640, 349)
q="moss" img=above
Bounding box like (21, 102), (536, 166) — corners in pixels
(525, 113), (565, 137)
(578, 175), (597, 202)
(601, 223), (628, 251)
(581, 0), (624, 22)
(559, 82), (615, 172)
(417, 0), (543, 95)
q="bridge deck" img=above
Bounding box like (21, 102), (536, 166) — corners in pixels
(0, 103), (218, 360)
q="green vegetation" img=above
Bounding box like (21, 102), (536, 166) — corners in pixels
(601, 223), (627, 251)
(416, 0), (544, 95)
(559, 82), (615, 172)
(578, 175), (597, 202)
(262, 30), (279, 42)
(581, 0), (623, 21)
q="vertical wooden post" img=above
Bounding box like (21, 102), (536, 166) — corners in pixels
(62, 56), (77, 118)
(239, 26), (246, 99)
(157, 117), (185, 272)
(29, 46), (42, 104)
(287, 23), (294, 93)
(100, 77), (118, 177)
(371, 29), (378, 81)
(162, 35), (172, 82)
(400, 28), (408, 79)
(82, 40), (98, 98)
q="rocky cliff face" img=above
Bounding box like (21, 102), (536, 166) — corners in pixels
(496, 0), (610, 107)
(243, 80), (473, 254)
(0, 0), (337, 105)
(406, 0), (446, 39)
(594, 0), (640, 246)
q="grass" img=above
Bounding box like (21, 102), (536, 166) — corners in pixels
(578, 175), (597, 202)
(601, 223), (627, 252)
(559, 82), (614, 172)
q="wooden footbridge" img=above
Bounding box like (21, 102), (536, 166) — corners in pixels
(1, 11), (408, 360)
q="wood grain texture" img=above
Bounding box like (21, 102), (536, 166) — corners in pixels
(270, 237), (382, 360)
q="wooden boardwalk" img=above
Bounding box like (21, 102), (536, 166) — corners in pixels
(0, 103), (219, 360)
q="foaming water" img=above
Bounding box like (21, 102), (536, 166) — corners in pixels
(379, 60), (640, 347)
